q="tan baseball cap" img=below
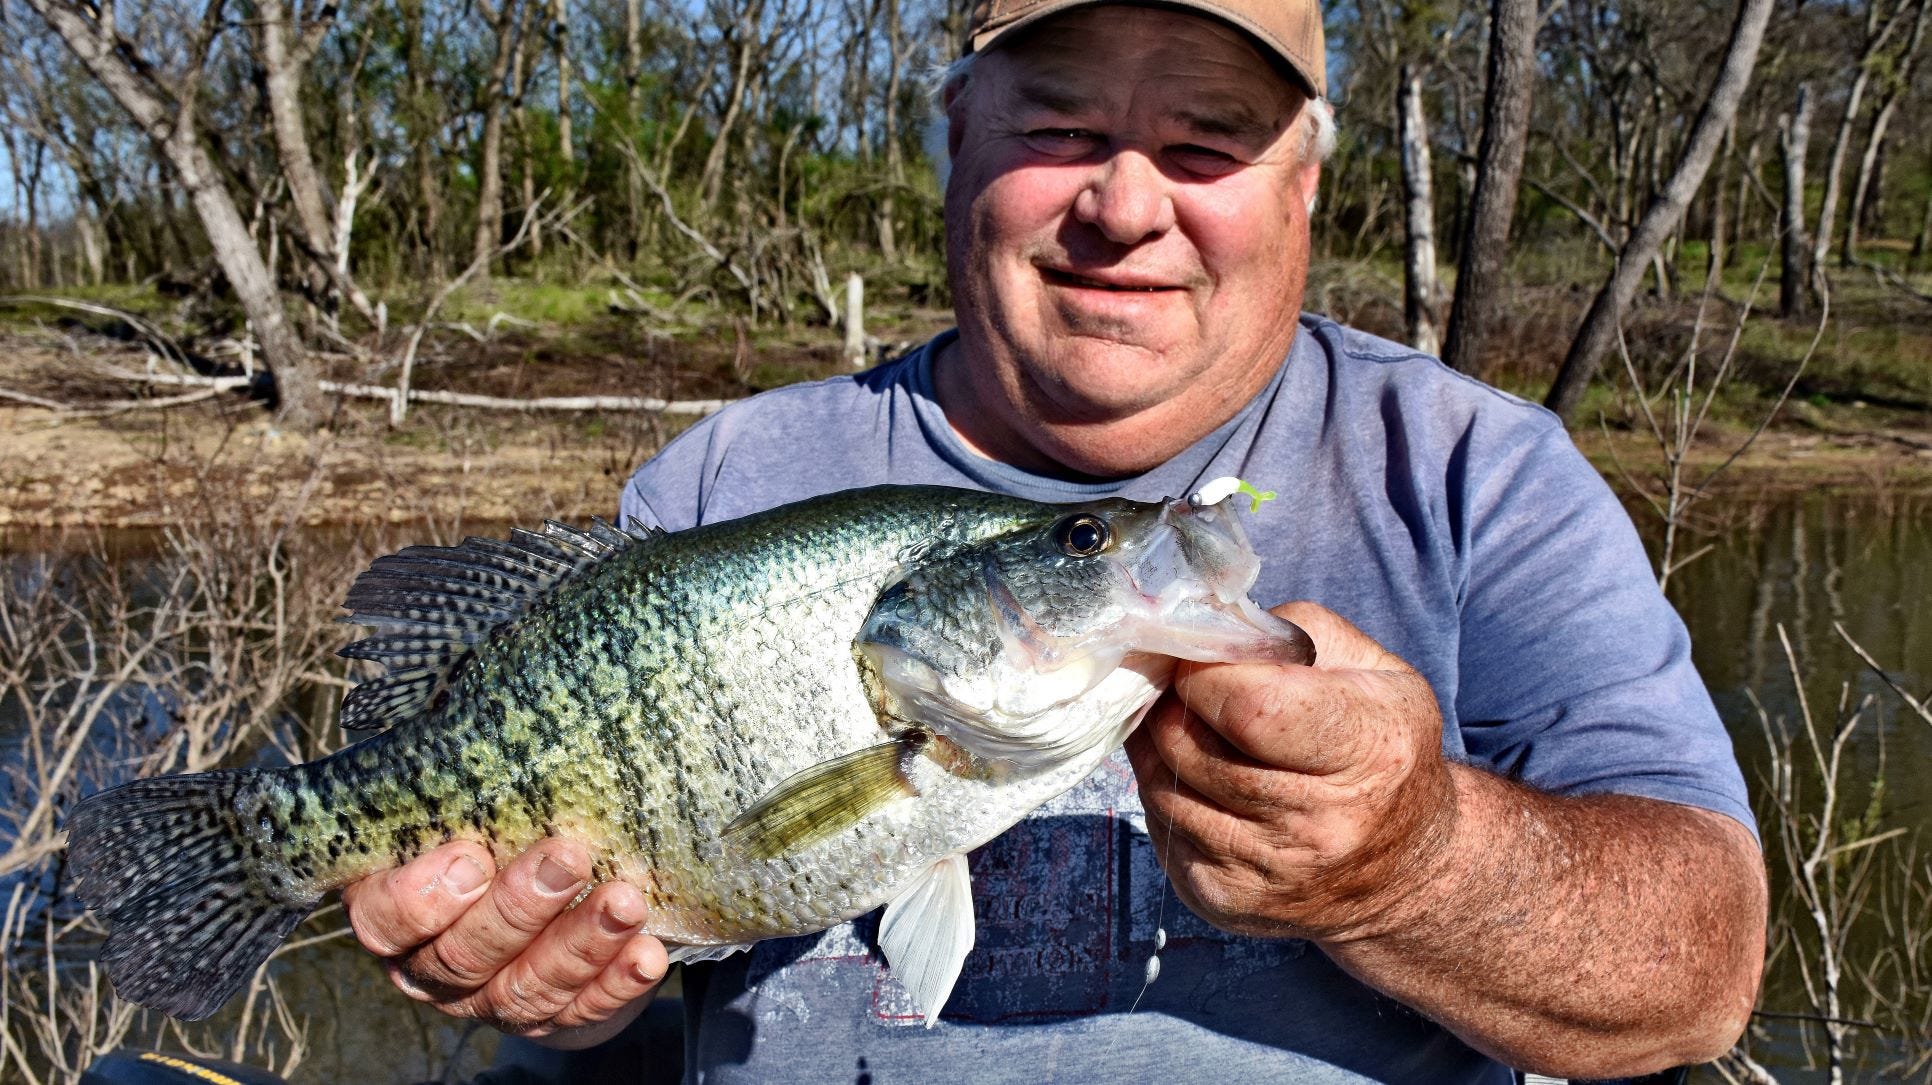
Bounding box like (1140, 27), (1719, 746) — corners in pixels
(967, 0), (1326, 98)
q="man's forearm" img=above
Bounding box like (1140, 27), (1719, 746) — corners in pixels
(1318, 764), (1767, 1079)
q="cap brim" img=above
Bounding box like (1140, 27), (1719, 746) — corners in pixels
(969, 0), (1325, 98)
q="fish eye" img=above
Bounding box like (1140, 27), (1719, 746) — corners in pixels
(1054, 515), (1111, 558)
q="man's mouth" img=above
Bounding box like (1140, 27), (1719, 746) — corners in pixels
(1041, 268), (1177, 293)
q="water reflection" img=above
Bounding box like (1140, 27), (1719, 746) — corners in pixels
(1664, 492), (1931, 830)
(1659, 492), (1931, 1082)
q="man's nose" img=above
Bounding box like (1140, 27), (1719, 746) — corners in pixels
(1072, 151), (1175, 244)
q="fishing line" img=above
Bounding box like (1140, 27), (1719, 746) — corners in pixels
(1128, 680), (1186, 1014)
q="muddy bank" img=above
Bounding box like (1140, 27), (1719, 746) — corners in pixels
(4, 334), (1930, 535)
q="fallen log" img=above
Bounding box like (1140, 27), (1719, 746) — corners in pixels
(7, 362), (734, 413)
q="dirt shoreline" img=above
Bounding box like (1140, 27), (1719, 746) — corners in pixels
(6, 398), (1929, 536)
(4, 325), (1929, 535)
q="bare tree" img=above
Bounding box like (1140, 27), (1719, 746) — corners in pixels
(257, 0), (334, 277)
(1913, 192), (1932, 272)
(1544, 0), (1776, 422)
(1808, 0), (1914, 291)
(471, 0), (528, 274)
(18, 0), (322, 425)
(1397, 62), (1441, 354)
(1841, 0), (1929, 267)
(874, 0), (921, 264)
(1441, 0), (1536, 377)
(698, 0), (761, 208)
(1779, 84), (1815, 319)
(551, 0), (574, 169)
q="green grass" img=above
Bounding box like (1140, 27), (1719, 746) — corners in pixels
(440, 280), (617, 327)
(0, 283), (176, 331)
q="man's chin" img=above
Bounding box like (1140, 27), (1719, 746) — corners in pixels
(1035, 338), (1194, 401)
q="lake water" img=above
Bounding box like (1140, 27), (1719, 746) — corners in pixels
(3, 490), (1928, 1082)
(1663, 491), (1932, 1082)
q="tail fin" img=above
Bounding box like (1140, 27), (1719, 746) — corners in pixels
(65, 772), (313, 1021)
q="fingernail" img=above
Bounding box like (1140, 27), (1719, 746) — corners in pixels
(633, 956), (665, 985)
(537, 855), (584, 894)
(445, 855), (487, 895)
(599, 899), (641, 934)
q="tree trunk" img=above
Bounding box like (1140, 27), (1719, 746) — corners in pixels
(475, 100), (508, 272)
(625, 0), (643, 118)
(1842, 0), (1928, 266)
(76, 210), (104, 285)
(1909, 190), (1931, 271)
(1441, 0), (1535, 376)
(471, 0), (524, 275)
(20, 0), (320, 426)
(552, 0), (573, 168)
(1779, 85), (1815, 320)
(1544, 0), (1776, 422)
(1396, 63), (1440, 355)
(1708, 122), (1735, 274)
(1858, 140), (1887, 235)
(257, 0), (335, 266)
(175, 131), (319, 422)
(401, 0), (443, 275)
(1729, 130), (1765, 272)
(22, 134), (45, 289)
(876, 0), (906, 262)
(510, 0), (540, 260)
(699, 1), (760, 210)
(1810, 1), (1909, 288)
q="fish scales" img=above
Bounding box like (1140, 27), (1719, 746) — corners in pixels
(64, 483), (1314, 1023)
(249, 491), (1044, 936)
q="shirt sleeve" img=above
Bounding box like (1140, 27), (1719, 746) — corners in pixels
(1452, 422), (1756, 838)
(618, 412), (731, 533)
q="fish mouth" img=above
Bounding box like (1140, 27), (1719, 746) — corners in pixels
(1111, 495), (1316, 667)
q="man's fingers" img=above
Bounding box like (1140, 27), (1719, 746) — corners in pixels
(1269, 601), (1401, 672)
(344, 841), (494, 958)
(1137, 694), (1290, 816)
(398, 839), (592, 994)
(1171, 658), (1432, 776)
(548, 932), (671, 1032)
(1125, 727), (1247, 850)
(465, 881), (647, 1030)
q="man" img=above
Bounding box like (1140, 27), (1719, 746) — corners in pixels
(343, 2), (1768, 1080)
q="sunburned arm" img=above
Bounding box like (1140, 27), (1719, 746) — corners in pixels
(1322, 770), (1765, 1075)
(1126, 601), (1766, 1079)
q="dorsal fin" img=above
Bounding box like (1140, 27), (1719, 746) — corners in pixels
(335, 517), (645, 732)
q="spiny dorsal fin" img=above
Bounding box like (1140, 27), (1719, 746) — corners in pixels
(620, 515), (666, 541)
(335, 517), (644, 732)
(722, 736), (926, 859)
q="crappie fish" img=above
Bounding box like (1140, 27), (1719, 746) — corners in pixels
(65, 483), (1312, 1025)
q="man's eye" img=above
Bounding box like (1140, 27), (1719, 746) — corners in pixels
(1022, 129), (1099, 155)
(1169, 145), (1241, 176)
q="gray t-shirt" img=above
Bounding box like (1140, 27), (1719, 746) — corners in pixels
(535, 316), (1748, 1083)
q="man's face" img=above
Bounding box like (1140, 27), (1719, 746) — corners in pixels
(942, 5), (1320, 473)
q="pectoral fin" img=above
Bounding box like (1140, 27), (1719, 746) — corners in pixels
(879, 853), (975, 1028)
(723, 738), (921, 859)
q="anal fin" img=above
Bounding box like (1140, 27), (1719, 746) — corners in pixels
(666, 942), (754, 966)
(879, 853), (975, 1028)
(723, 738), (921, 860)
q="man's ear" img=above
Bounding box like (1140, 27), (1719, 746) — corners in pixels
(1299, 162), (1322, 216)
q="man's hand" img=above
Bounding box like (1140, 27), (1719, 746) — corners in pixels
(1125, 601), (1456, 942)
(341, 838), (670, 1050)
(1125, 600), (1767, 1078)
